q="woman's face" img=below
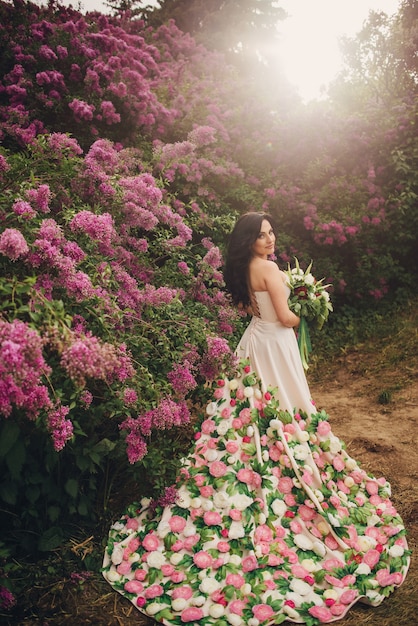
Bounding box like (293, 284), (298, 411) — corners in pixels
(251, 219), (276, 259)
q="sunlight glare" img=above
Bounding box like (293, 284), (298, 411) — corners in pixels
(276, 0), (400, 102)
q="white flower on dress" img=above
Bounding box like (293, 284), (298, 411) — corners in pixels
(209, 604), (225, 618)
(345, 457), (357, 470)
(146, 602), (168, 616)
(271, 499), (286, 517)
(366, 514), (381, 527)
(290, 578), (312, 596)
(227, 614), (244, 626)
(190, 497), (202, 509)
(294, 534), (313, 551)
(180, 525), (194, 539)
(311, 541), (327, 557)
(314, 489), (325, 503)
(286, 591), (303, 607)
(298, 430), (310, 442)
(258, 513), (267, 525)
(293, 444), (309, 460)
(147, 550), (165, 569)
(213, 492), (230, 508)
(283, 604), (300, 619)
(329, 437), (342, 454)
(228, 379), (239, 390)
(356, 562), (371, 576)
(388, 544), (404, 557)
(171, 598), (187, 611)
(176, 492), (191, 508)
(337, 490), (348, 502)
(229, 554), (242, 566)
(229, 493), (253, 511)
(202, 499), (214, 511)
(366, 590), (384, 602)
(228, 521), (246, 539)
(327, 513), (341, 527)
(357, 536), (376, 552)
(170, 552), (183, 565)
(244, 387), (254, 398)
(106, 568), (121, 582)
(206, 401), (218, 416)
(206, 449), (218, 462)
(156, 520), (170, 538)
(247, 425), (254, 437)
(192, 596), (206, 606)
(217, 421), (230, 436)
(110, 545), (124, 565)
(199, 577), (221, 594)
(323, 589), (339, 600)
(301, 558), (318, 571)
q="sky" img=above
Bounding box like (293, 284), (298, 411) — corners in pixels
(57, 0), (401, 102)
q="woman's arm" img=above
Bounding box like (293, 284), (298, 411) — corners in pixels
(263, 262), (300, 328)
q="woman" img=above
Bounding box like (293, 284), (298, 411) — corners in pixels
(223, 212), (314, 417)
(103, 213), (409, 625)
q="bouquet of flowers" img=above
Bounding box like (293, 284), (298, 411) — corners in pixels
(285, 258), (333, 370)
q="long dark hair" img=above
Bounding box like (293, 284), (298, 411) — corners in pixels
(223, 212), (275, 308)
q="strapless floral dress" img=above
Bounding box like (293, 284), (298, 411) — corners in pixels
(102, 290), (410, 625)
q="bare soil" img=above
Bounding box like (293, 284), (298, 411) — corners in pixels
(3, 324), (418, 626)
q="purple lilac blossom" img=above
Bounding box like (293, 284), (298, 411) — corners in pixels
(0, 228), (29, 260)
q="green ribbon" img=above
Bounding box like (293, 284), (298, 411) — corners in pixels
(297, 317), (312, 370)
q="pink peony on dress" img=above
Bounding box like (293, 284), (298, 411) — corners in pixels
(102, 289), (410, 625)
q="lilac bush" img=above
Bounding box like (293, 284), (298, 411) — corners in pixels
(0, 126), (240, 551)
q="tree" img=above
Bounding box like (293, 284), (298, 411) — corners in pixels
(330, 0), (417, 105)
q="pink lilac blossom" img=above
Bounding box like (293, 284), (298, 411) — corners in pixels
(200, 336), (236, 380)
(47, 133), (83, 158)
(25, 184), (51, 213)
(0, 228), (29, 260)
(188, 125), (217, 147)
(13, 200), (37, 219)
(0, 319), (52, 419)
(119, 419), (147, 463)
(167, 362), (197, 396)
(123, 388), (138, 405)
(201, 246), (222, 269)
(36, 70), (66, 91)
(0, 154), (10, 172)
(70, 210), (117, 246)
(99, 100), (121, 124)
(69, 98), (95, 121)
(177, 261), (190, 275)
(80, 390), (93, 407)
(60, 333), (135, 387)
(47, 404), (74, 451)
(0, 586), (16, 611)
(64, 270), (97, 302)
(61, 241), (86, 263)
(121, 397), (191, 454)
